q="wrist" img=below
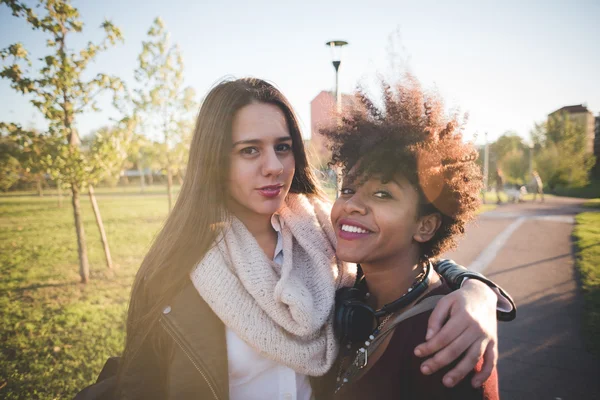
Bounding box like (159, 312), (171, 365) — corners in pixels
(463, 278), (496, 304)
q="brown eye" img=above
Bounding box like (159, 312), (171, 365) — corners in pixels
(374, 191), (392, 199)
(275, 143), (292, 153)
(240, 147), (258, 155)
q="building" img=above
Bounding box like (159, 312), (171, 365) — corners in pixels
(548, 104), (596, 154)
(595, 113), (600, 156)
(309, 90), (358, 166)
(595, 113), (600, 176)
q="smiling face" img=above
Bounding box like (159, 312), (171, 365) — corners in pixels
(227, 102), (296, 220)
(331, 173), (439, 266)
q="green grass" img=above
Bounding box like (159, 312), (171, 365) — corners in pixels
(583, 198), (600, 209)
(0, 195), (170, 399)
(550, 180), (600, 199)
(573, 211), (600, 356)
(481, 190), (554, 204)
(478, 204), (497, 214)
(482, 191), (509, 204)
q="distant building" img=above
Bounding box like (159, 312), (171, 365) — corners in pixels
(548, 104), (596, 154)
(595, 113), (600, 157)
(309, 91), (358, 165)
(595, 113), (600, 176)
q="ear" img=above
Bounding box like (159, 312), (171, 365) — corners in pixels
(413, 213), (442, 243)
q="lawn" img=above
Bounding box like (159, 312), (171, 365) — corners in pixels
(583, 198), (600, 209)
(551, 180), (600, 199)
(572, 202), (600, 356)
(0, 194), (170, 399)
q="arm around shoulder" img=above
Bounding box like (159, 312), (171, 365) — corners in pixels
(434, 258), (516, 321)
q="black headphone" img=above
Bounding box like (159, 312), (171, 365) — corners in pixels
(334, 262), (433, 343)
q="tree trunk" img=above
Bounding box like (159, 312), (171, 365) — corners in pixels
(122, 174), (129, 185)
(148, 171), (154, 185)
(57, 180), (63, 208)
(167, 165), (173, 211)
(139, 167), (145, 192)
(177, 173), (183, 186)
(88, 185), (113, 270)
(71, 185), (90, 283)
(37, 176), (43, 197)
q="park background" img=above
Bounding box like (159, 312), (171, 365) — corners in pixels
(1, 0), (599, 398)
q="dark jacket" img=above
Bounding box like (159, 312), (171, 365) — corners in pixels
(74, 260), (515, 400)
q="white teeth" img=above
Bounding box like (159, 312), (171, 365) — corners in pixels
(341, 224), (369, 234)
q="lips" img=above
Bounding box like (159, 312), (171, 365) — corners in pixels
(257, 184), (284, 198)
(337, 219), (374, 241)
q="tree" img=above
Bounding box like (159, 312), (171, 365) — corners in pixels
(501, 148), (529, 185)
(477, 132), (529, 184)
(134, 17), (196, 211)
(126, 132), (161, 190)
(1, 0), (124, 283)
(531, 114), (595, 189)
(85, 118), (138, 271)
(170, 116), (195, 184)
(0, 122), (60, 195)
(0, 131), (21, 191)
(87, 118), (135, 187)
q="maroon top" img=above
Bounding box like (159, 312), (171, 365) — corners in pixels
(331, 283), (499, 400)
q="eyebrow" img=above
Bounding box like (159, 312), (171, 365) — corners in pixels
(232, 136), (292, 147)
(384, 175), (406, 188)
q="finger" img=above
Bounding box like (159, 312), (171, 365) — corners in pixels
(471, 340), (497, 388)
(414, 314), (467, 359)
(441, 333), (488, 388)
(424, 296), (453, 340)
(419, 324), (475, 376)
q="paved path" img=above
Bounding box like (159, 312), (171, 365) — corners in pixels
(444, 197), (600, 400)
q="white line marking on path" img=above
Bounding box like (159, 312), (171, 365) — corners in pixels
(468, 211), (575, 273)
(468, 217), (527, 273)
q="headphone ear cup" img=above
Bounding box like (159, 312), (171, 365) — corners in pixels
(334, 287), (361, 340)
(334, 287), (377, 342)
(345, 303), (377, 343)
(336, 287), (362, 303)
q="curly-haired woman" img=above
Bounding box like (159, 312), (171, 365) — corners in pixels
(323, 76), (500, 399)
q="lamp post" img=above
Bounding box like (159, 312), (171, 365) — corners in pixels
(325, 40), (348, 115)
(483, 132), (489, 202)
(325, 40), (348, 198)
(529, 142), (534, 177)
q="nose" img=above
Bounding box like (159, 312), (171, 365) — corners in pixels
(343, 193), (367, 215)
(262, 148), (284, 176)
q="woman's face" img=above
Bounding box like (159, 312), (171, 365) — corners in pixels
(227, 102), (296, 220)
(330, 173), (423, 265)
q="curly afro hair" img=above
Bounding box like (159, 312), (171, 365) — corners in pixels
(321, 75), (482, 260)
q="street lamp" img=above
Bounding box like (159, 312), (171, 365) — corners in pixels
(529, 142), (534, 177)
(325, 40), (348, 115)
(483, 132), (489, 203)
(325, 40), (348, 198)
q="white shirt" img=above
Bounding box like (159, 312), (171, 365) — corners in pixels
(226, 214), (313, 400)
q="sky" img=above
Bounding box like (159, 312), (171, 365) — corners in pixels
(1, 0), (599, 145)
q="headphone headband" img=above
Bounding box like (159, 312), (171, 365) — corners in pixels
(374, 261), (433, 317)
(334, 261), (434, 342)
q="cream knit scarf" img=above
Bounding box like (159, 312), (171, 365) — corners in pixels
(190, 193), (356, 376)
